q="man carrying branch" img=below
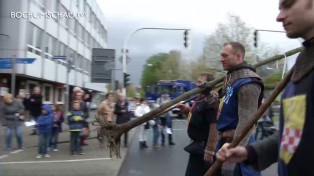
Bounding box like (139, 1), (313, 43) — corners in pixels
(177, 73), (219, 176)
(216, 0), (314, 176)
(216, 41), (263, 176)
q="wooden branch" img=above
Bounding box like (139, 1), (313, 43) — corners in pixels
(95, 46), (302, 159)
(204, 67), (294, 176)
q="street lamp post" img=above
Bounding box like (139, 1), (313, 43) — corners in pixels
(121, 27), (191, 96)
(110, 68), (122, 91)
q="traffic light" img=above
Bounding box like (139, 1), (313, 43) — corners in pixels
(183, 30), (189, 48)
(123, 73), (130, 88)
(253, 30), (258, 48)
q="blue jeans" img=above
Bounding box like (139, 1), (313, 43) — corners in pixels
(38, 132), (50, 155)
(49, 127), (59, 149)
(6, 126), (23, 149)
(152, 126), (159, 146)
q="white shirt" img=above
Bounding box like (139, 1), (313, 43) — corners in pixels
(134, 104), (150, 117)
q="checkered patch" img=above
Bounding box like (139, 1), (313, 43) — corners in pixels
(280, 128), (302, 154)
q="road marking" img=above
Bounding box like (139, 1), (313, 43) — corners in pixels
(173, 128), (185, 131)
(0, 155), (8, 160)
(0, 158), (111, 165)
(173, 119), (187, 122)
(10, 149), (23, 154)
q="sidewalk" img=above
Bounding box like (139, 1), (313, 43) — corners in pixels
(0, 111), (136, 176)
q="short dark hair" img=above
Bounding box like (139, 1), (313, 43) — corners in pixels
(199, 72), (215, 82)
(139, 97), (146, 103)
(223, 41), (245, 57)
(105, 92), (114, 99)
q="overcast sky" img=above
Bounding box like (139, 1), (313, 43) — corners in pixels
(96, 0), (302, 86)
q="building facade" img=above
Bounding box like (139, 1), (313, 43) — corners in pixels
(0, 0), (108, 104)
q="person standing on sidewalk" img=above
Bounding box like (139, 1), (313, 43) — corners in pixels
(135, 98), (151, 149)
(1, 93), (25, 150)
(29, 87), (43, 135)
(72, 91), (89, 146)
(156, 90), (175, 146)
(49, 104), (64, 151)
(114, 94), (130, 147)
(36, 104), (53, 158)
(67, 101), (85, 156)
(98, 92), (115, 123)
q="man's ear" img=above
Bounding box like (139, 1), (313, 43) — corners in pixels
(236, 53), (243, 62)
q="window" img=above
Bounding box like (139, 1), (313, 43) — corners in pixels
(59, 5), (68, 28)
(88, 34), (93, 48)
(34, 0), (44, 8)
(84, 30), (88, 46)
(27, 23), (35, 52)
(43, 84), (53, 103)
(27, 23), (34, 46)
(47, 0), (57, 12)
(34, 27), (43, 55)
(69, 19), (76, 34)
(54, 41), (60, 56)
(55, 87), (64, 103)
(44, 35), (57, 58)
(76, 55), (81, 68)
(59, 43), (65, 56)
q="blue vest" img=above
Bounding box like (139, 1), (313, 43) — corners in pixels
(217, 77), (261, 132)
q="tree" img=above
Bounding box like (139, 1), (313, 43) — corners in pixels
(203, 14), (281, 77)
(203, 14), (254, 70)
(190, 55), (220, 81)
(141, 50), (184, 89)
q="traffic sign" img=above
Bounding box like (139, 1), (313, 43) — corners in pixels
(53, 56), (67, 60)
(16, 58), (36, 64)
(0, 63), (12, 69)
(0, 58), (36, 69)
(91, 49), (115, 83)
(0, 58), (36, 64)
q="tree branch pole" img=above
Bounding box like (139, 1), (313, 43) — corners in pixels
(204, 67), (294, 176)
(98, 46), (302, 158)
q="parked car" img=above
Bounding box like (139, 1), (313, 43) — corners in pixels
(90, 102), (97, 110)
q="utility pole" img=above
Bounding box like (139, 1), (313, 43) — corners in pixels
(121, 27), (191, 96)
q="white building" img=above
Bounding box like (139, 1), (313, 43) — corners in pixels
(0, 0), (108, 104)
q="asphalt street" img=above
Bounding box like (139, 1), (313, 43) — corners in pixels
(118, 119), (278, 176)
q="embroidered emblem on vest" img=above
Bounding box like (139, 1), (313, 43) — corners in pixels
(280, 95), (306, 164)
(224, 87), (233, 104)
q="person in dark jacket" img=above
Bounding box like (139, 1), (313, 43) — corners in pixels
(68, 101), (85, 156)
(177, 73), (219, 176)
(1, 93), (25, 150)
(217, 0), (314, 175)
(36, 104), (53, 158)
(114, 94), (130, 147)
(49, 104), (64, 151)
(29, 87), (43, 135)
(22, 93), (31, 121)
(72, 91), (89, 146)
